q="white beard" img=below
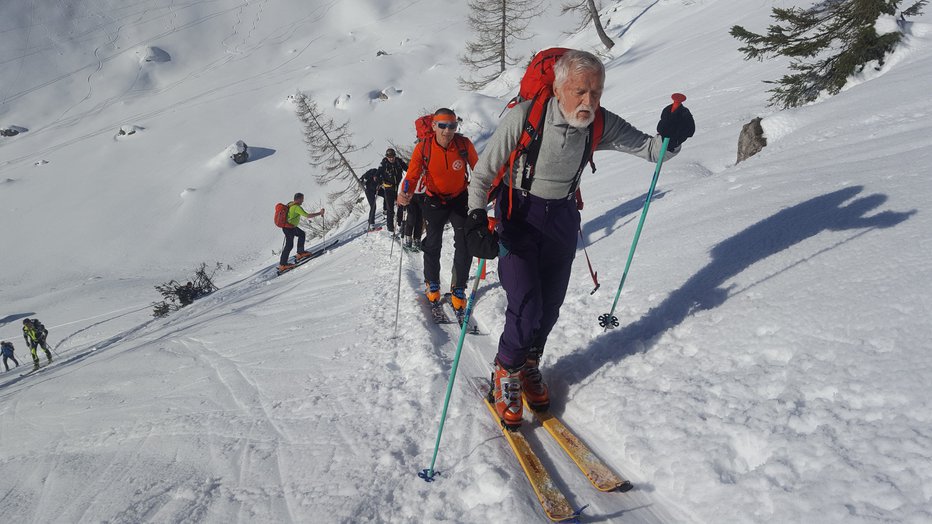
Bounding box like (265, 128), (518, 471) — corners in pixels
(561, 103), (596, 128)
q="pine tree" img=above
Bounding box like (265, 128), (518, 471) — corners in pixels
(293, 92), (370, 238)
(151, 263), (222, 317)
(561, 0), (615, 50)
(459, 0), (544, 90)
(731, 0), (926, 108)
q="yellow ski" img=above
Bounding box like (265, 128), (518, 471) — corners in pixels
(524, 399), (632, 493)
(480, 393), (579, 522)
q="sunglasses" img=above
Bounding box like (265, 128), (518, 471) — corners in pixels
(435, 122), (458, 130)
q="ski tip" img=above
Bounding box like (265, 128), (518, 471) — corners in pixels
(616, 480), (634, 493)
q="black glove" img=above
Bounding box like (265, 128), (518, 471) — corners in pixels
(656, 104), (695, 150)
(464, 209), (500, 260)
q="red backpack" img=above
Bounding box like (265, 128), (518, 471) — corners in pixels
(489, 47), (605, 217)
(273, 202), (290, 228)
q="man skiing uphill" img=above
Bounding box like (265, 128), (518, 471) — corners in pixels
(23, 318), (52, 370)
(278, 193), (325, 273)
(1, 341), (19, 372)
(397, 108), (479, 314)
(378, 148), (408, 235)
(465, 49), (695, 427)
(361, 167), (381, 230)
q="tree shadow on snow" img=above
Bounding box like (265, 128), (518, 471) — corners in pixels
(551, 185), (916, 389)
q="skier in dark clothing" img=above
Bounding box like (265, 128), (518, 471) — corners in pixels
(1, 341), (19, 371)
(402, 175), (425, 251)
(464, 49), (695, 427)
(23, 318), (52, 369)
(361, 168), (381, 230)
(177, 282), (196, 306)
(231, 140), (249, 164)
(377, 148), (408, 235)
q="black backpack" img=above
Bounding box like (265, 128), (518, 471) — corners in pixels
(232, 150), (249, 164)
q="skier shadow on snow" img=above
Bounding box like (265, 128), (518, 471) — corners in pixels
(582, 190), (668, 247)
(0, 312), (35, 328)
(244, 146), (276, 162)
(551, 185), (916, 395)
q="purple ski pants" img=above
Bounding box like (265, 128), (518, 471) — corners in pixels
(495, 190), (579, 369)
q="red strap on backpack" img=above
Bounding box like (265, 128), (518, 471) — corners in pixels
(417, 125), (470, 200)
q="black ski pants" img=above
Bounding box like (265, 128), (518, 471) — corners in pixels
(27, 340), (51, 364)
(3, 355), (19, 371)
(404, 194), (424, 240)
(421, 191), (472, 290)
(365, 187), (378, 226)
(382, 187), (398, 232)
(280, 226), (306, 266)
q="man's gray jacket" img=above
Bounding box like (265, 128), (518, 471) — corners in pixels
(467, 98), (676, 213)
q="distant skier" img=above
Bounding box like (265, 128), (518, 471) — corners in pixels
(177, 281), (196, 306)
(22, 318), (52, 369)
(377, 148), (407, 235)
(361, 167), (381, 230)
(278, 193), (325, 273)
(1, 341), (19, 371)
(231, 140), (249, 164)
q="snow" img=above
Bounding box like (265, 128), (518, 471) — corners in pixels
(2, 0), (931, 522)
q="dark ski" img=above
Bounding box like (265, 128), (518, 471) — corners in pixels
(277, 239), (339, 275)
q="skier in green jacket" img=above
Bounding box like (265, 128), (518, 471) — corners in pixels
(279, 193), (325, 272)
(22, 318), (52, 370)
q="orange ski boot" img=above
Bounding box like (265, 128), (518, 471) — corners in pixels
(450, 287), (467, 312)
(521, 347), (550, 412)
(425, 281), (441, 303)
(492, 358), (523, 429)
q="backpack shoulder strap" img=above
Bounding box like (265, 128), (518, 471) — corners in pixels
(420, 137), (432, 169)
(454, 134), (469, 159)
(568, 108), (606, 196)
(589, 107), (605, 171)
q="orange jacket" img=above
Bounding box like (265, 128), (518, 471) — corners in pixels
(404, 135), (478, 199)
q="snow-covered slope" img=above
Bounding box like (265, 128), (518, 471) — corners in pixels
(2, 1), (930, 522)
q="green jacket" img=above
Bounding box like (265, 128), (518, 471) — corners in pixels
(23, 324), (38, 343)
(287, 202), (311, 227)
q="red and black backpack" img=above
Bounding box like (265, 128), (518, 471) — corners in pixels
(489, 47), (605, 217)
(273, 202), (290, 228)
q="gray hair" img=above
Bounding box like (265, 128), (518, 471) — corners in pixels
(553, 50), (605, 90)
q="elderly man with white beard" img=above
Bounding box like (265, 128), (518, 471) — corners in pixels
(464, 49), (696, 428)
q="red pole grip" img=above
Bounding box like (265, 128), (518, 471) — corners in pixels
(671, 93), (686, 112)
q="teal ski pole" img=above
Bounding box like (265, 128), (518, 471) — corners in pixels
(419, 258), (487, 482)
(599, 93), (686, 330)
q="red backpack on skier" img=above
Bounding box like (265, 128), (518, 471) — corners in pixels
(273, 202), (290, 228)
(488, 47), (605, 217)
